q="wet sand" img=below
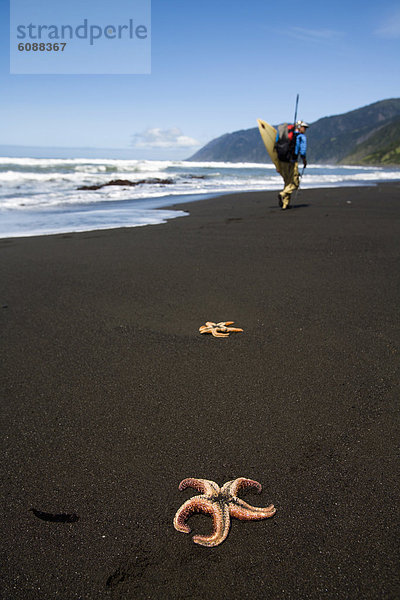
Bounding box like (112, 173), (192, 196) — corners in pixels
(1, 184), (399, 599)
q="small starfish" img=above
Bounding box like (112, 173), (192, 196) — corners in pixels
(199, 321), (243, 338)
(173, 477), (276, 547)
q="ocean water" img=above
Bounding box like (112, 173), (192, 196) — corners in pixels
(0, 157), (399, 238)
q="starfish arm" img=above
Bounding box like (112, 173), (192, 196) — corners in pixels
(205, 322), (217, 327)
(192, 501), (231, 547)
(173, 496), (210, 533)
(178, 478), (220, 496)
(221, 478), (262, 497)
(225, 327), (243, 333)
(228, 497), (276, 520)
(211, 329), (230, 337)
(216, 321), (234, 327)
(199, 326), (212, 334)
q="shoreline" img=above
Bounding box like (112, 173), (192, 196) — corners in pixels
(1, 183), (399, 599)
(1, 179), (400, 240)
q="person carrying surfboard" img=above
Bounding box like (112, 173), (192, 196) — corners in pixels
(276, 121), (308, 210)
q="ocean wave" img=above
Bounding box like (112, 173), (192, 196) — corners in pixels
(0, 157), (276, 171)
(0, 157), (399, 217)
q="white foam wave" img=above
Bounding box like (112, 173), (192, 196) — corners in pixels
(0, 169), (173, 184)
(0, 207), (188, 238)
(0, 156), (276, 171)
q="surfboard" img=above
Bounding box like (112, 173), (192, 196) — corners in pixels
(257, 119), (280, 171)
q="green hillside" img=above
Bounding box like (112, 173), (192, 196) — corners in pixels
(340, 118), (400, 165)
(306, 99), (400, 163)
(187, 98), (400, 165)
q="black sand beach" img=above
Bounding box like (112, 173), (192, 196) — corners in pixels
(1, 184), (399, 599)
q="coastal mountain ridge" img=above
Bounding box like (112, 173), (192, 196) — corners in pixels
(187, 99), (400, 165)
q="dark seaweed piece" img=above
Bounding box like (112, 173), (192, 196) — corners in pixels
(30, 508), (79, 523)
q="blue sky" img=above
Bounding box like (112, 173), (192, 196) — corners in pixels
(1, 0), (399, 158)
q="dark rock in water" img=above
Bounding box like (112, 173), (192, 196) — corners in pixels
(77, 178), (174, 191)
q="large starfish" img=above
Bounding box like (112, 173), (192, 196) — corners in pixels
(173, 477), (276, 547)
(199, 321), (243, 338)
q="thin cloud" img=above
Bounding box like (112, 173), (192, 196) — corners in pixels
(131, 128), (200, 149)
(287, 27), (344, 43)
(374, 9), (400, 38)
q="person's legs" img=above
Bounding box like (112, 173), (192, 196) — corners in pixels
(278, 163), (288, 199)
(280, 162), (299, 209)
